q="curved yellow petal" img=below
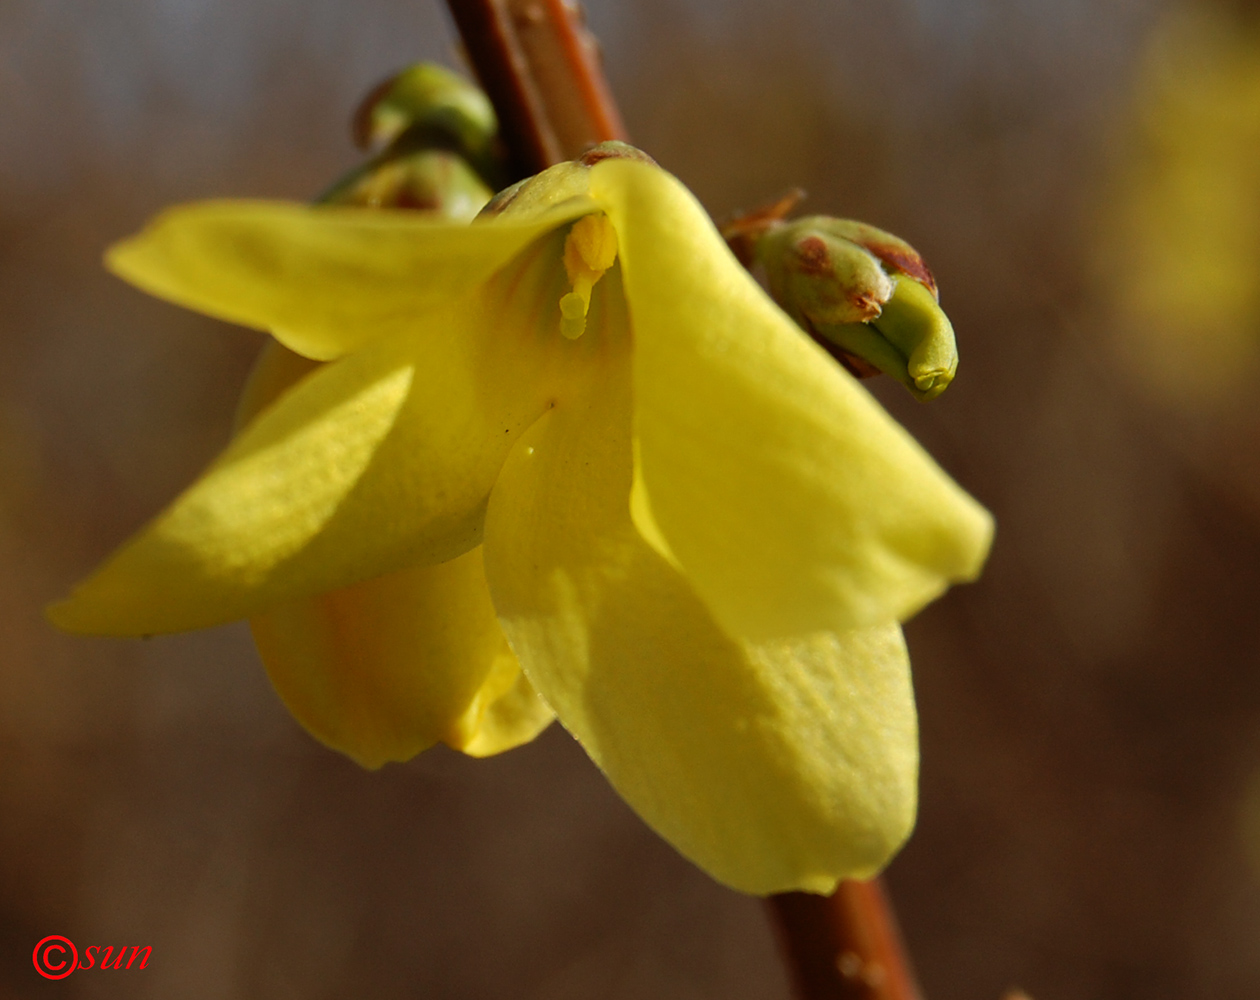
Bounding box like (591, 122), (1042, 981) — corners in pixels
(252, 546), (552, 769)
(452, 641), (557, 759)
(50, 233), (598, 636)
(590, 158), (993, 641)
(235, 341), (552, 767)
(232, 338), (323, 432)
(483, 356), (918, 895)
(106, 198), (594, 360)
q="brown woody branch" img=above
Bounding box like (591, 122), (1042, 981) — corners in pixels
(444, 0), (627, 178)
(768, 878), (925, 1000)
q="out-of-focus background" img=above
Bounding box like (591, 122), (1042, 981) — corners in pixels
(3, 0), (1260, 997)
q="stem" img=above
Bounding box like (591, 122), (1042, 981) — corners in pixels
(768, 878), (924, 1000)
(444, 0), (628, 178)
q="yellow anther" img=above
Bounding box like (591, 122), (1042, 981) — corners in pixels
(567, 213), (619, 273)
(559, 214), (618, 339)
(559, 292), (588, 340)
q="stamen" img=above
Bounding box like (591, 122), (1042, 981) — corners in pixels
(559, 214), (618, 339)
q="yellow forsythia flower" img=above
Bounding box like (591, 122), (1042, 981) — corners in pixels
(50, 149), (992, 895)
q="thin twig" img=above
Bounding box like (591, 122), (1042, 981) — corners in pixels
(444, 0), (627, 177)
(768, 878), (924, 1000)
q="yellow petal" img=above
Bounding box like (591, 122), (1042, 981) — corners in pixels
(50, 235), (597, 636)
(234, 340), (552, 767)
(232, 338), (323, 433)
(590, 158), (993, 641)
(106, 198), (594, 360)
(483, 355), (918, 895)
(452, 642), (557, 759)
(252, 546), (552, 769)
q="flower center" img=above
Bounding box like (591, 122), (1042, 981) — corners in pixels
(559, 214), (618, 340)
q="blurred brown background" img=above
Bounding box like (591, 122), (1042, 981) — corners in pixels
(3, 0), (1260, 997)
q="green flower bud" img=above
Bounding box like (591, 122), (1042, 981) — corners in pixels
(348, 63), (506, 193)
(319, 149), (493, 219)
(759, 222), (894, 327)
(353, 63), (497, 161)
(819, 274), (957, 401)
(316, 64), (503, 219)
(756, 216), (956, 401)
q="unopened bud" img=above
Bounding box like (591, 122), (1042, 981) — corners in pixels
(756, 216), (956, 401)
(819, 273), (957, 401)
(353, 63), (497, 162)
(318, 64), (502, 219)
(759, 223), (894, 327)
(319, 149), (493, 219)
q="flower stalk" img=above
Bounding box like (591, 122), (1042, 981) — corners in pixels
(769, 879), (924, 1000)
(443, 0), (627, 176)
(442, 2), (933, 997)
